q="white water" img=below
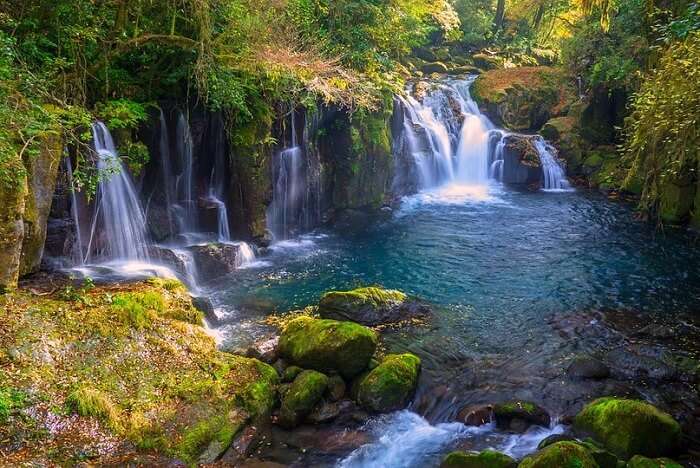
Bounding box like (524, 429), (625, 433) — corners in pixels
(175, 111), (197, 232)
(65, 157), (84, 265)
(533, 137), (573, 191)
(396, 78), (571, 193)
(85, 122), (150, 262)
(338, 410), (566, 468)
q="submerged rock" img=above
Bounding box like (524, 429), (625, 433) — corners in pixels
(519, 441), (599, 468)
(627, 455), (682, 468)
(355, 353), (421, 413)
(318, 286), (430, 326)
(278, 316), (378, 379)
(279, 370), (329, 428)
(573, 397), (682, 459)
(440, 449), (516, 468)
(567, 355), (610, 380)
(493, 400), (550, 432)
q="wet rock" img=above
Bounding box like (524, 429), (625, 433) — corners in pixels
(305, 400), (348, 424)
(440, 449), (517, 468)
(567, 355), (610, 380)
(318, 286), (431, 326)
(519, 441), (598, 468)
(245, 335), (279, 364)
(282, 365), (303, 383)
(220, 425), (260, 465)
(278, 316), (378, 379)
(573, 397), (682, 458)
(627, 455), (682, 468)
(500, 135), (543, 186)
(355, 353), (421, 413)
(456, 404), (493, 426)
(148, 246), (188, 277)
(422, 62), (449, 74)
(188, 242), (248, 281)
(191, 295), (217, 325)
(326, 375), (347, 402)
(493, 400), (550, 432)
(605, 347), (677, 381)
(537, 434), (576, 450)
(576, 441), (621, 468)
(238, 460), (287, 468)
(278, 370), (329, 429)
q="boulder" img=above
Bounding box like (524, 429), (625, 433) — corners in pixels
(282, 365), (303, 383)
(414, 47), (437, 62)
(456, 404), (493, 426)
(278, 370), (329, 428)
(355, 353), (421, 413)
(519, 441), (599, 468)
(493, 400), (550, 432)
(627, 456), (682, 468)
(472, 53), (501, 70)
(499, 135), (543, 186)
(537, 434), (577, 450)
(326, 375), (347, 401)
(573, 398), (682, 459)
(278, 316), (378, 379)
(567, 355), (610, 380)
(421, 62), (449, 75)
(448, 66), (482, 76)
(440, 449), (516, 468)
(188, 242), (249, 281)
(318, 286), (430, 326)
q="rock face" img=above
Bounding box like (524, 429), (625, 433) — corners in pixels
(1, 134), (62, 291)
(440, 449), (516, 468)
(472, 67), (570, 132)
(188, 242), (249, 281)
(493, 400), (550, 432)
(499, 135), (543, 186)
(355, 353), (421, 413)
(573, 397), (682, 459)
(518, 441), (599, 468)
(318, 286), (430, 326)
(279, 370), (328, 428)
(566, 355), (610, 380)
(278, 317), (378, 379)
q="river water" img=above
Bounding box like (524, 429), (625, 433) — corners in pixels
(204, 183), (700, 466)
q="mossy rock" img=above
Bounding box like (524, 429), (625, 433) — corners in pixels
(278, 370), (329, 428)
(518, 441), (599, 468)
(626, 456), (682, 468)
(278, 316), (378, 379)
(658, 180), (696, 224)
(318, 286), (429, 326)
(541, 117), (577, 142)
(573, 398), (681, 459)
(355, 353), (421, 412)
(422, 62), (449, 74)
(493, 400), (550, 431)
(441, 449), (517, 468)
(577, 440), (621, 468)
(473, 53), (501, 70)
(282, 365), (303, 383)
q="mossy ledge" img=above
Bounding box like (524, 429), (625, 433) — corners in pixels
(0, 277), (278, 466)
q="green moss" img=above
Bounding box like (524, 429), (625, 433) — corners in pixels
(278, 316), (378, 379)
(67, 387), (122, 432)
(626, 456), (682, 468)
(279, 370), (328, 428)
(282, 365), (304, 382)
(356, 353), (421, 412)
(0, 384), (26, 424)
(318, 286), (407, 319)
(440, 449), (516, 468)
(174, 414), (244, 464)
(519, 441), (599, 468)
(573, 398), (681, 459)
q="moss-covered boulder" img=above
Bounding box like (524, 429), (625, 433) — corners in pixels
(278, 370), (328, 428)
(518, 441), (599, 468)
(318, 286), (429, 326)
(355, 353), (421, 412)
(493, 400), (550, 432)
(441, 449), (516, 468)
(472, 67), (574, 132)
(278, 316), (378, 379)
(573, 398), (682, 459)
(422, 62), (449, 74)
(626, 456), (682, 468)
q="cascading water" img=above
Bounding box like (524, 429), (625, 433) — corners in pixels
(267, 110), (321, 240)
(85, 122), (150, 262)
(533, 137), (572, 191)
(206, 115), (232, 242)
(64, 157), (84, 265)
(395, 77), (571, 193)
(175, 111), (197, 232)
(158, 110), (176, 234)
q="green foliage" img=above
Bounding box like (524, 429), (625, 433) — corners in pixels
(622, 32), (700, 222)
(0, 384), (26, 424)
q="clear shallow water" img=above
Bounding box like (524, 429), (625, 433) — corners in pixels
(204, 183), (700, 465)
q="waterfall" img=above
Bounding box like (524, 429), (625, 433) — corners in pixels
(394, 77), (571, 193)
(267, 110), (320, 240)
(206, 115), (231, 242)
(158, 110), (176, 234)
(175, 112), (196, 232)
(85, 122), (150, 262)
(65, 157), (84, 265)
(533, 137), (572, 191)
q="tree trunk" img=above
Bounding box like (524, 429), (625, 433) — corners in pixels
(494, 0), (506, 32)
